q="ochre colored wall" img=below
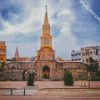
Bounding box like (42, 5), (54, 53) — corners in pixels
(0, 42), (6, 62)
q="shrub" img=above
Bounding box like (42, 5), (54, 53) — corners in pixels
(11, 78), (18, 81)
(27, 70), (35, 86)
(63, 70), (74, 86)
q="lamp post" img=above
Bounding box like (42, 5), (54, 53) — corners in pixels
(88, 72), (90, 88)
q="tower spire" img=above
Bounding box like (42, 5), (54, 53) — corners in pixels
(45, 5), (47, 12)
(42, 5), (50, 35)
(43, 5), (49, 25)
(41, 6), (52, 49)
(15, 46), (19, 58)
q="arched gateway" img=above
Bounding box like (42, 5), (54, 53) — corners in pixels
(42, 66), (50, 79)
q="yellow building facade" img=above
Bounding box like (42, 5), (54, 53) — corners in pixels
(0, 41), (6, 62)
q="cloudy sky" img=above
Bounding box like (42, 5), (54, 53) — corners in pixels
(0, 0), (100, 59)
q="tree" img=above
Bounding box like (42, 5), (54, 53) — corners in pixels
(96, 70), (100, 81)
(27, 70), (35, 86)
(63, 70), (74, 86)
(0, 62), (5, 81)
(0, 62), (5, 71)
(97, 70), (100, 77)
(87, 57), (99, 80)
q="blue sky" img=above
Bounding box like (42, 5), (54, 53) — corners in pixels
(0, 0), (100, 59)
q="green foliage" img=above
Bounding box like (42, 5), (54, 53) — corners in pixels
(94, 70), (100, 81)
(63, 70), (74, 86)
(0, 62), (5, 81)
(42, 66), (50, 79)
(0, 62), (5, 71)
(43, 74), (49, 79)
(87, 57), (99, 72)
(10, 77), (18, 81)
(27, 70), (35, 86)
(97, 70), (100, 77)
(87, 57), (99, 80)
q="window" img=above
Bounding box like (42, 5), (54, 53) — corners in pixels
(82, 53), (85, 56)
(96, 49), (98, 55)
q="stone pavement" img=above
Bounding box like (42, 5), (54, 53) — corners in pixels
(36, 88), (100, 97)
(0, 81), (26, 89)
(0, 81), (100, 89)
(0, 81), (100, 100)
(0, 96), (100, 100)
(35, 81), (100, 89)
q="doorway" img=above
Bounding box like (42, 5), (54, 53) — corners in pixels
(42, 66), (50, 79)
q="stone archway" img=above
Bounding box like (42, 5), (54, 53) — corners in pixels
(42, 66), (50, 79)
(22, 69), (28, 81)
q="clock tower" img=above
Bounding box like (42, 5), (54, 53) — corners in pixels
(41, 5), (52, 49)
(37, 6), (55, 60)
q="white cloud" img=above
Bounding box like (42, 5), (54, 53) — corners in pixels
(52, 4), (78, 59)
(0, 0), (44, 35)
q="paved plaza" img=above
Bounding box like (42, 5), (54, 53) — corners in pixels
(0, 81), (100, 89)
(0, 81), (100, 100)
(0, 96), (100, 100)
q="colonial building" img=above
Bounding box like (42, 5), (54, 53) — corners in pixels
(0, 41), (6, 63)
(71, 46), (100, 67)
(5, 6), (87, 81)
(5, 61), (35, 80)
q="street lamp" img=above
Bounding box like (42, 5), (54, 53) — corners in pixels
(88, 71), (90, 88)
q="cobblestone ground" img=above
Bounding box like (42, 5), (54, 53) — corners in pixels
(35, 81), (100, 89)
(0, 96), (100, 100)
(34, 80), (97, 88)
(0, 81), (100, 89)
(0, 81), (100, 100)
